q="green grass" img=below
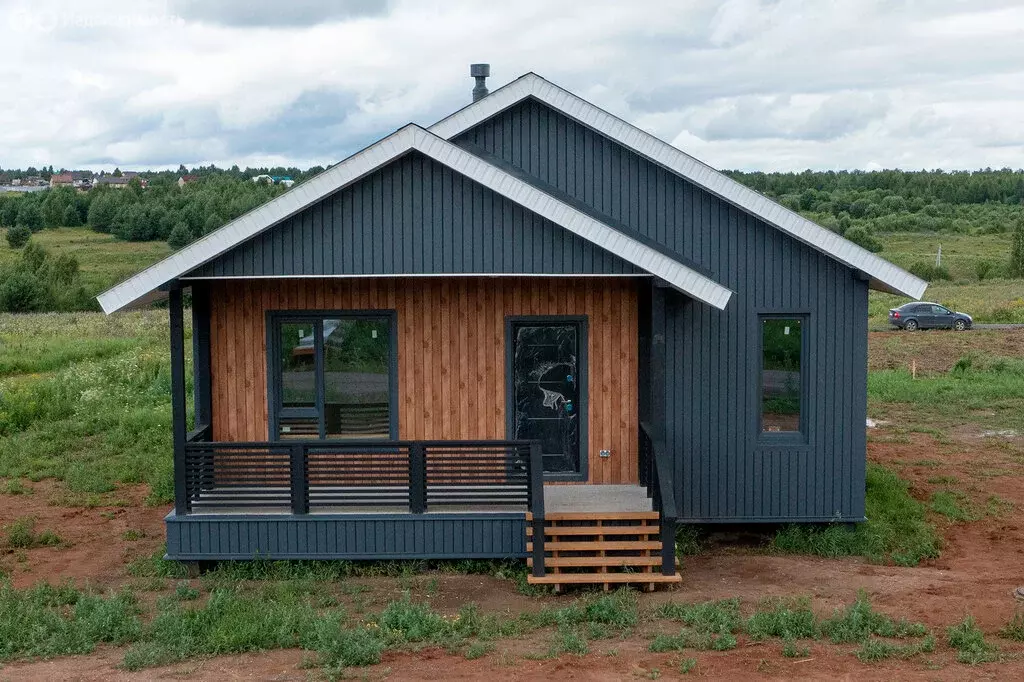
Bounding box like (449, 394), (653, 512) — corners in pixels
(0, 227), (171, 297)
(0, 582), (141, 661)
(868, 354), (1024, 432)
(4, 517), (61, 549)
(819, 591), (928, 643)
(999, 611), (1024, 642)
(929, 490), (981, 522)
(868, 232), (1024, 326)
(744, 597), (818, 641)
(655, 599), (741, 635)
(855, 634), (935, 662)
(947, 616), (999, 665)
(0, 311), (185, 504)
(771, 464), (941, 566)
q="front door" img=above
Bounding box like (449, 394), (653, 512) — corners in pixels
(508, 318), (586, 479)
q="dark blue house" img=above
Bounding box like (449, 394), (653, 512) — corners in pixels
(99, 69), (926, 589)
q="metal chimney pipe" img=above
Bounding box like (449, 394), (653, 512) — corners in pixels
(470, 63), (490, 102)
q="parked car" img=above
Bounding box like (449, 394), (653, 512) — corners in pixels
(888, 302), (973, 331)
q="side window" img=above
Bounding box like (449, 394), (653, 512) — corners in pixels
(760, 317), (803, 435)
(931, 305), (949, 315)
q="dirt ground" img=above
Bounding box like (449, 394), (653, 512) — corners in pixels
(2, 410), (1024, 679)
(867, 328), (1024, 374)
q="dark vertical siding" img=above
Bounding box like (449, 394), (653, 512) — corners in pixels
(188, 152), (639, 278)
(456, 99), (869, 522)
(165, 513), (527, 560)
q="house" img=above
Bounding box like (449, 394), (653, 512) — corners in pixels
(252, 174), (274, 184)
(177, 175), (199, 188)
(50, 173), (74, 187)
(95, 173), (147, 189)
(98, 68), (926, 589)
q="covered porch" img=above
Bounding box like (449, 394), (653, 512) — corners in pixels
(165, 279), (679, 586)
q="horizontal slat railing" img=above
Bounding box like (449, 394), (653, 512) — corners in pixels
(182, 438), (539, 515)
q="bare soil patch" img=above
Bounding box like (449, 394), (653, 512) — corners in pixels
(868, 329), (1024, 374)
(0, 481), (165, 589)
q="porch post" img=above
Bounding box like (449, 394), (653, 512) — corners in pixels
(169, 286), (189, 516)
(651, 283), (677, 576)
(529, 441), (546, 577)
(191, 283), (212, 431)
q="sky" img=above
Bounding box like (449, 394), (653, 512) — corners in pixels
(1, 0), (1022, 173)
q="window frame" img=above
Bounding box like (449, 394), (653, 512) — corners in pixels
(755, 312), (810, 445)
(266, 309), (399, 441)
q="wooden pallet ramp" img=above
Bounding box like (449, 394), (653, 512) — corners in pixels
(526, 511), (680, 592)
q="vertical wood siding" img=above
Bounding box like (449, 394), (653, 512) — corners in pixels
(208, 277), (639, 484)
(456, 100), (869, 521)
(189, 152), (639, 278)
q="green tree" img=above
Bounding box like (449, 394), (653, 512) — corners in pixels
(6, 224), (30, 248)
(87, 193), (120, 233)
(15, 201), (43, 231)
(1010, 220), (1024, 278)
(167, 222), (193, 249)
(0, 270), (51, 312)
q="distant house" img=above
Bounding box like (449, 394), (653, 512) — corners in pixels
(251, 174), (273, 184)
(51, 171), (94, 189)
(96, 173), (147, 189)
(177, 175), (199, 188)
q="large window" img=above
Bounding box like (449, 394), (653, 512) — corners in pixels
(760, 317), (803, 435)
(272, 312), (395, 440)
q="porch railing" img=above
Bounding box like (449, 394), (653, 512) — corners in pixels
(180, 434), (544, 517)
(639, 421), (677, 576)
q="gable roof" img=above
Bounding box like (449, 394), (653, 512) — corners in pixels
(97, 124), (732, 313)
(430, 73), (926, 300)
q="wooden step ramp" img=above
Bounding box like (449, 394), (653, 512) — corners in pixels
(526, 511), (680, 592)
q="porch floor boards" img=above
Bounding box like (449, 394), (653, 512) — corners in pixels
(186, 483), (653, 516)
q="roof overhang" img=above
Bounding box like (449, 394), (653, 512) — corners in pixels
(98, 125), (732, 313)
(430, 73), (927, 300)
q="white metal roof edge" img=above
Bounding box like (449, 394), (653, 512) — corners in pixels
(429, 73), (927, 300)
(97, 125), (429, 313)
(99, 122), (732, 312)
(411, 128), (732, 309)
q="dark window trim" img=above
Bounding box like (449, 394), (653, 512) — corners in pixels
(266, 309), (399, 441)
(754, 311), (810, 446)
(505, 315), (589, 483)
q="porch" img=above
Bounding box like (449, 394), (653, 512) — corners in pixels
(165, 279), (680, 587)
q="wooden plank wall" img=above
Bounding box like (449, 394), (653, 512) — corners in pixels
(207, 277), (639, 484)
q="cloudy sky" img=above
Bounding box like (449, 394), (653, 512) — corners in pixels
(1, 0), (1022, 173)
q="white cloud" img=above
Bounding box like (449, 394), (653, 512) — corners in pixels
(0, 0), (1020, 171)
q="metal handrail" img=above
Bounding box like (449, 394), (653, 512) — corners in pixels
(640, 421), (677, 576)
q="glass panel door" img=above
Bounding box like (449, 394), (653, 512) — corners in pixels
(323, 318), (391, 439)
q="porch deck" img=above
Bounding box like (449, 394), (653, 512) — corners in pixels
(186, 484), (653, 515)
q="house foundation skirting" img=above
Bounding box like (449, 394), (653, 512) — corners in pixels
(164, 511), (527, 561)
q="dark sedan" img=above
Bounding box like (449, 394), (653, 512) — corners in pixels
(888, 302), (973, 331)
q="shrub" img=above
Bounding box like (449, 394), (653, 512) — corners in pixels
(1010, 221), (1024, 278)
(0, 271), (52, 312)
(975, 259), (996, 281)
(908, 260), (952, 282)
(844, 227), (884, 253)
(6, 225), (30, 249)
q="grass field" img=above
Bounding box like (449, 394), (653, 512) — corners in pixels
(870, 232), (1024, 325)
(0, 228), (171, 297)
